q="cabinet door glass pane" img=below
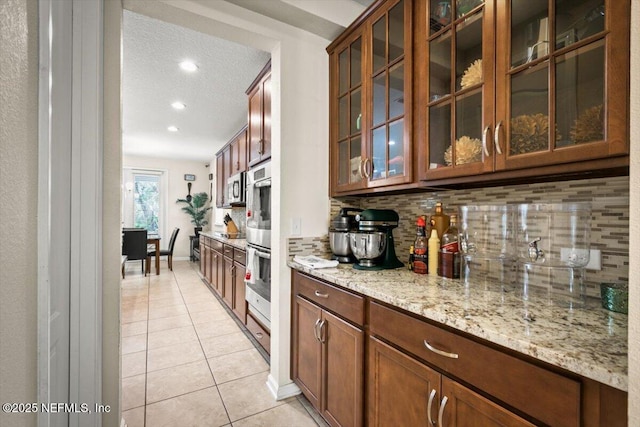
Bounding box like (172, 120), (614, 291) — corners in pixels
(456, 0), (483, 18)
(556, 0), (604, 50)
(555, 41), (605, 147)
(339, 49), (348, 94)
(373, 74), (386, 127)
(511, 0), (549, 68)
(351, 38), (362, 87)
(454, 91), (483, 165)
(372, 127), (387, 180)
(339, 95), (348, 139)
(351, 89), (362, 134)
(338, 141), (349, 185)
(429, 103), (451, 168)
(430, 0), (452, 34)
(388, 119), (404, 177)
(456, 11), (483, 92)
(373, 16), (387, 73)
(389, 1), (404, 63)
(389, 63), (404, 119)
(509, 64), (549, 155)
(430, 32), (452, 101)
(350, 137), (362, 184)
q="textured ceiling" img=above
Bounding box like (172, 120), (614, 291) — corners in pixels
(123, 10), (270, 162)
(122, 1), (375, 162)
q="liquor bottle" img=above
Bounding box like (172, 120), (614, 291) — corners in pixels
(413, 217), (428, 274)
(430, 202), (450, 239)
(439, 213), (460, 278)
(408, 245), (415, 271)
(428, 220), (440, 275)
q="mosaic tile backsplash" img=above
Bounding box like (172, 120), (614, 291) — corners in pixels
(330, 176), (629, 299)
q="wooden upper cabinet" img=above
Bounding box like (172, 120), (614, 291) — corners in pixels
(247, 61), (272, 167)
(418, 0), (630, 182)
(228, 126), (248, 175)
(328, 0), (413, 196)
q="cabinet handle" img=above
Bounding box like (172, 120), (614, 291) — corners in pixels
(314, 318), (322, 342)
(255, 332), (263, 339)
(427, 389), (437, 426)
(258, 139), (264, 155)
(358, 158), (365, 179)
(319, 319), (327, 343)
(438, 396), (448, 427)
(236, 160), (240, 170)
(424, 340), (459, 359)
(482, 125), (491, 157)
(363, 158), (371, 179)
(494, 120), (503, 155)
(314, 290), (329, 299)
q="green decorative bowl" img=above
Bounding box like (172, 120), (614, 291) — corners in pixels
(600, 282), (628, 314)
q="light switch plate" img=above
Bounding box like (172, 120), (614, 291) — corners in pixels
(291, 218), (301, 236)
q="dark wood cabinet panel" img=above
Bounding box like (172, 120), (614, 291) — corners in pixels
(247, 312), (270, 354)
(232, 262), (246, 324)
(368, 336), (441, 427)
(215, 153), (225, 208)
(322, 310), (364, 427)
(292, 295), (323, 409)
(247, 61), (271, 167)
(222, 254), (234, 308)
(212, 249), (223, 295)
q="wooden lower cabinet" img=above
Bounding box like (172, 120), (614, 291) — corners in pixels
(292, 292), (364, 427)
(232, 261), (246, 323)
(222, 255), (234, 308)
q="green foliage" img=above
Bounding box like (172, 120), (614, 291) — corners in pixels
(176, 192), (212, 227)
(134, 180), (159, 232)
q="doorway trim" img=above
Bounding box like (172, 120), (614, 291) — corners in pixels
(38, 0), (104, 425)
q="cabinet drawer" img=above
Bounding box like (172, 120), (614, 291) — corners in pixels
(369, 302), (580, 427)
(234, 249), (246, 265)
(247, 313), (270, 355)
(223, 244), (234, 258)
(293, 271), (364, 327)
(211, 239), (223, 252)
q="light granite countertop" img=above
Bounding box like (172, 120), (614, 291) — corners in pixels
(199, 231), (246, 251)
(288, 260), (628, 392)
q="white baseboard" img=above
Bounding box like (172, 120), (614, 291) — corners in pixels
(266, 374), (301, 401)
(121, 418), (127, 427)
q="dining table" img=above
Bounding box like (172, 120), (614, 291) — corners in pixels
(147, 234), (161, 275)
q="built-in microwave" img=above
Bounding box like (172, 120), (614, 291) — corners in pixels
(227, 171), (245, 205)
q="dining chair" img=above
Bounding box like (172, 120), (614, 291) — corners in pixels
(147, 228), (180, 273)
(122, 228), (148, 275)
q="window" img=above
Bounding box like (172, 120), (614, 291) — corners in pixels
(122, 168), (166, 237)
(133, 174), (160, 233)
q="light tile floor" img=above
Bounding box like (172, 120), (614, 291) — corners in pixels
(121, 260), (328, 427)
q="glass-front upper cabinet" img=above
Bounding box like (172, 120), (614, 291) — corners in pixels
(421, 0), (495, 180)
(494, 0), (629, 170)
(330, 30), (366, 193)
(365, 0), (412, 188)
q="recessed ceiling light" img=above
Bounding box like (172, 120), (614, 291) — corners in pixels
(167, 126), (179, 132)
(171, 102), (186, 110)
(179, 61), (198, 72)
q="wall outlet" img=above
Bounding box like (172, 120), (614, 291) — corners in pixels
(291, 218), (302, 236)
(560, 248), (601, 270)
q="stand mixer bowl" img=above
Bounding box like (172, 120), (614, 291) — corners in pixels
(349, 231), (387, 267)
(329, 231), (352, 258)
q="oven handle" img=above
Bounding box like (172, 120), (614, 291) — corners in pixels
(254, 249), (271, 260)
(254, 179), (271, 188)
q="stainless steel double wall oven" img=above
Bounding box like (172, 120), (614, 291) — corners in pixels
(245, 161), (271, 330)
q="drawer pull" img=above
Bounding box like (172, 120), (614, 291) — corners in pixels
(255, 332), (263, 339)
(438, 396), (448, 427)
(427, 389), (437, 426)
(424, 340), (459, 359)
(314, 290), (329, 299)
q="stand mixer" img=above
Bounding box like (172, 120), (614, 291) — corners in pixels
(349, 209), (404, 270)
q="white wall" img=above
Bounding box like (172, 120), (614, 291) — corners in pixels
(0, 0), (38, 425)
(123, 154), (212, 259)
(628, 1), (639, 423)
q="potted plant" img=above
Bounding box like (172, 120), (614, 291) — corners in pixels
(176, 192), (213, 236)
